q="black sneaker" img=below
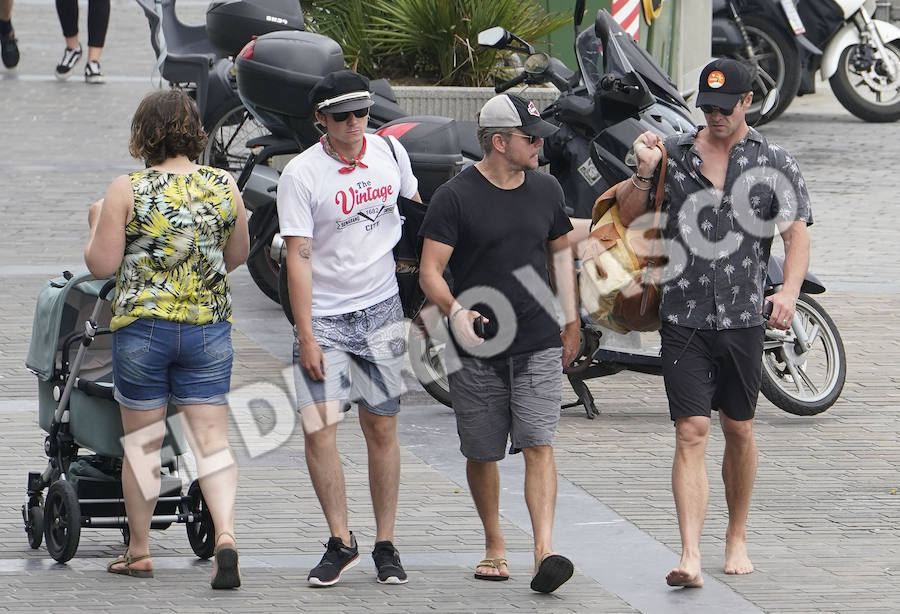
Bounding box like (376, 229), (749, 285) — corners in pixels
(372, 541), (408, 585)
(307, 533), (359, 587)
(55, 45), (82, 80)
(84, 60), (104, 84)
(0, 31), (19, 69)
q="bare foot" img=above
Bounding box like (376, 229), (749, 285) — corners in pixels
(724, 539), (753, 575)
(666, 555), (703, 588)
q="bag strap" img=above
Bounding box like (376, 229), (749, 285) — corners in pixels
(640, 142), (668, 315)
(381, 134), (399, 165)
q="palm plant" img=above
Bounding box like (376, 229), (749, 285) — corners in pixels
(305, 0), (570, 86)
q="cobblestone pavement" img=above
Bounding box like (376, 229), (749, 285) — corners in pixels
(1, 1), (899, 613)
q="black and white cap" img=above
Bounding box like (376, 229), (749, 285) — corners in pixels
(477, 93), (558, 138)
(309, 70), (375, 114)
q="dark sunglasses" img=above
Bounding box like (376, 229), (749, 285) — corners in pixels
(508, 131), (541, 145)
(700, 95), (745, 116)
(329, 108), (370, 122)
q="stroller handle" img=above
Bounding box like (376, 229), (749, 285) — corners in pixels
(99, 279), (116, 301)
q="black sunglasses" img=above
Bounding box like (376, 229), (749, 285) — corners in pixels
(508, 131), (541, 145)
(700, 95), (745, 116)
(329, 108), (370, 122)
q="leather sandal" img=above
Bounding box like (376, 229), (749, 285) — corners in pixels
(211, 531), (241, 589)
(107, 551), (154, 578)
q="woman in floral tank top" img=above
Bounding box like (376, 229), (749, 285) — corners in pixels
(85, 90), (249, 588)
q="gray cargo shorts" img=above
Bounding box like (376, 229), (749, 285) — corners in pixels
(448, 346), (563, 462)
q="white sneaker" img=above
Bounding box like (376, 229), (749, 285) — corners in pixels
(84, 60), (105, 84)
(55, 46), (82, 80)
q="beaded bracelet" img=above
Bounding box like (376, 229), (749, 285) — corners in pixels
(634, 172), (653, 183)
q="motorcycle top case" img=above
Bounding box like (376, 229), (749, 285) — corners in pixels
(235, 30), (344, 119)
(206, 0), (305, 57)
(377, 117), (465, 201)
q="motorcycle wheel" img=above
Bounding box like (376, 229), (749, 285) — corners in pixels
(278, 260), (294, 325)
(200, 103), (268, 176)
(727, 14), (801, 125)
(760, 293), (846, 416)
(829, 41), (900, 123)
(246, 208), (281, 303)
(407, 322), (453, 408)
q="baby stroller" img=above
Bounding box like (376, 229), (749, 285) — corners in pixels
(23, 271), (216, 563)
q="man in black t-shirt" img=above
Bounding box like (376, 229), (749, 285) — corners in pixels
(419, 93), (579, 594)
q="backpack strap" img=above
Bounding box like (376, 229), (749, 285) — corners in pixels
(381, 134), (399, 165)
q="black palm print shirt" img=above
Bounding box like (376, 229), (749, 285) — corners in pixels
(648, 127), (813, 330)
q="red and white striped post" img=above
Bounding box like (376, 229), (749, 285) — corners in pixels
(611, 0), (641, 41)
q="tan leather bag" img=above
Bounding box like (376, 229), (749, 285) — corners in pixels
(579, 143), (667, 334)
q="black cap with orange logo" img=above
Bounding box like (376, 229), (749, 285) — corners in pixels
(696, 58), (753, 109)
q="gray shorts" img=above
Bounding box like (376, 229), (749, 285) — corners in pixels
(293, 295), (405, 416)
(448, 346), (563, 462)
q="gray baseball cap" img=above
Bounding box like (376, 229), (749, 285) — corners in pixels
(478, 93), (558, 138)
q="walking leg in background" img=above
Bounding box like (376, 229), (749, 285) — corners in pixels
(54, 0), (109, 82)
(0, 0), (19, 69)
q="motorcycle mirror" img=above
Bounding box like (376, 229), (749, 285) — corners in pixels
(759, 88), (779, 118)
(524, 53), (550, 75)
(574, 0), (586, 28)
(477, 27), (510, 49)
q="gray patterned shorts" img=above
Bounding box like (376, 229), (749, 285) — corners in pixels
(293, 295), (405, 415)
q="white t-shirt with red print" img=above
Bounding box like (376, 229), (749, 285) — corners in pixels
(277, 135), (419, 316)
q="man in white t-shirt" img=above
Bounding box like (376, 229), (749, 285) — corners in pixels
(277, 69), (420, 587)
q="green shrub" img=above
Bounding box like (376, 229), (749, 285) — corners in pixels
(304, 0), (571, 86)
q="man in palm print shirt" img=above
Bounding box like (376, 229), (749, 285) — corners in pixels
(617, 58), (812, 588)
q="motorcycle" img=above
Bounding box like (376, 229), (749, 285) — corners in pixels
(134, 0), (305, 175)
(406, 3), (846, 418)
(712, 0), (823, 125)
(795, 0), (900, 122)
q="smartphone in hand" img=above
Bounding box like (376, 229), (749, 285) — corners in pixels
(473, 316), (486, 338)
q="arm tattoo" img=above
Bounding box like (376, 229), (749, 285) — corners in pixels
(298, 238), (311, 260)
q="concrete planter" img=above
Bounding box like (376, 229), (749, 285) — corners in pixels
(390, 86), (559, 121)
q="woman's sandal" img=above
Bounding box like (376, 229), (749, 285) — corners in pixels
(210, 531), (241, 589)
(474, 557), (509, 581)
(107, 551), (154, 578)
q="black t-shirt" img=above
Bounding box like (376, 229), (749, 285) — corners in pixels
(420, 165), (573, 359)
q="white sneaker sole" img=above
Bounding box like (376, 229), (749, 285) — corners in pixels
(307, 555), (359, 587)
(377, 575), (409, 585)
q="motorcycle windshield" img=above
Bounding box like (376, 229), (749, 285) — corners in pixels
(578, 10), (688, 110)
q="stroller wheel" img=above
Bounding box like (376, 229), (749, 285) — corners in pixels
(23, 504), (44, 550)
(44, 480), (81, 562)
(185, 480), (215, 559)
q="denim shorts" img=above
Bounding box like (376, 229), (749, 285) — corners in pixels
(112, 318), (234, 410)
(448, 346), (563, 462)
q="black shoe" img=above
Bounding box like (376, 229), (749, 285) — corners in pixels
(84, 60), (105, 84)
(372, 540), (408, 585)
(0, 31), (18, 69)
(307, 533), (359, 587)
(55, 45), (82, 80)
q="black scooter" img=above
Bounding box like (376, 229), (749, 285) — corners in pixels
(134, 0), (305, 175)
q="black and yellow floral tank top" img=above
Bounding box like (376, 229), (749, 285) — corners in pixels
(110, 167), (237, 331)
